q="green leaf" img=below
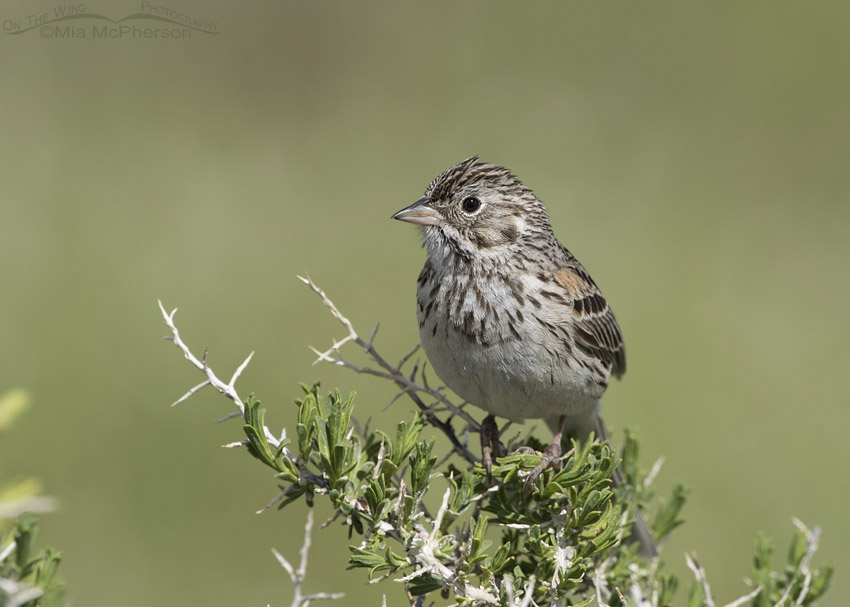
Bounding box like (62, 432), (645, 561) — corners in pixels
(364, 475), (387, 522)
(295, 388), (319, 456)
(348, 546), (386, 571)
(390, 415), (424, 467)
(467, 515), (490, 566)
(408, 574), (443, 596)
(488, 543), (512, 574)
(2, 515), (67, 606)
(409, 439), (436, 497)
(653, 483), (689, 542)
(14, 513), (35, 571)
(620, 428), (640, 489)
(347, 546), (406, 577)
(240, 396), (286, 472)
(804, 565), (833, 604)
(787, 528), (806, 568)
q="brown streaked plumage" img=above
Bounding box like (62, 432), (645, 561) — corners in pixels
(392, 156), (655, 556)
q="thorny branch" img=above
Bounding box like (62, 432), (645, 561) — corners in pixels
(685, 553), (716, 607)
(686, 553), (767, 607)
(158, 300), (287, 452)
(158, 300), (251, 414)
(159, 300), (339, 499)
(272, 510), (344, 607)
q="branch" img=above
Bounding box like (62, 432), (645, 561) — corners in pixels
(158, 300), (287, 451)
(722, 586), (762, 607)
(158, 300), (252, 416)
(685, 553), (715, 607)
(272, 510), (344, 607)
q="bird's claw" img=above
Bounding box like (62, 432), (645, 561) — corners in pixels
(524, 440), (563, 489)
(480, 414), (504, 481)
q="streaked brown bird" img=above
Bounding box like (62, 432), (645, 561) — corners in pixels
(392, 156), (656, 556)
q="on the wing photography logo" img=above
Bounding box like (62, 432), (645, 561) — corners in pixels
(3, 2), (219, 39)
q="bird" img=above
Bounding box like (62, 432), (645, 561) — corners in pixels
(392, 156), (656, 556)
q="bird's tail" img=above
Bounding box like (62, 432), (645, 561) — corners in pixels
(546, 414), (658, 558)
(594, 415), (658, 558)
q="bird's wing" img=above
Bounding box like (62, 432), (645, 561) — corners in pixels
(554, 265), (626, 378)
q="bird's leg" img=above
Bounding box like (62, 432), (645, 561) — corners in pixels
(480, 414), (504, 478)
(526, 415), (565, 485)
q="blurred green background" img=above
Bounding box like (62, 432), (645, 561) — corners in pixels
(1, 1), (848, 605)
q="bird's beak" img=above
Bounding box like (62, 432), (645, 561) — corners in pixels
(391, 197), (443, 226)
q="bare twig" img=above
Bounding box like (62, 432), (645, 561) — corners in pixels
(215, 411), (243, 424)
(502, 574), (537, 607)
(158, 300), (288, 452)
(722, 586), (762, 607)
(685, 553), (715, 607)
(158, 300), (250, 417)
(642, 457), (665, 490)
(0, 541), (16, 564)
(171, 379), (211, 407)
(272, 510), (344, 607)
(256, 487), (290, 514)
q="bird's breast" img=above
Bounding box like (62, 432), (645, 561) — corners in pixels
(415, 263), (605, 421)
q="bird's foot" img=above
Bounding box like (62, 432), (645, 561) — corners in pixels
(524, 439), (563, 488)
(480, 414), (505, 480)
(523, 415), (566, 489)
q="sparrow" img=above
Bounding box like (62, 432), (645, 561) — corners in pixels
(392, 156), (656, 556)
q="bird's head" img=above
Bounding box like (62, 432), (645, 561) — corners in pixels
(392, 156), (553, 266)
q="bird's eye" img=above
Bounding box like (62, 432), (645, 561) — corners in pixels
(461, 197), (481, 213)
